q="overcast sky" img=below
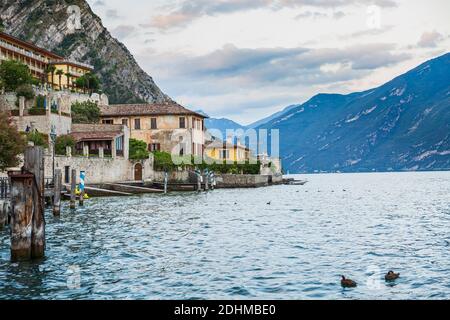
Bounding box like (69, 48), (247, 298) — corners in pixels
(86, 0), (449, 124)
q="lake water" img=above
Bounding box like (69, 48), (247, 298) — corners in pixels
(1, 171), (450, 300)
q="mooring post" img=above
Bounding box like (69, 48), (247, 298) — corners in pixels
(204, 170), (209, 191)
(53, 169), (62, 216)
(0, 201), (6, 230)
(70, 169), (76, 209)
(24, 146), (46, 259)
(210, 172), (215, 191)
(164, 171), (168, 194)
(8, 172), (34, 261)
(195, 169), (202, 192)
(79, 171), (85, 206)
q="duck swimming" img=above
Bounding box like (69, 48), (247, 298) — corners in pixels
(341, 276), (357, 288)
(385, 271), (400, 281)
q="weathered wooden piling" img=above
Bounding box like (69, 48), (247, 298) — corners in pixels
(70, 169), (76, 209)
(53, 169), (62, 216)
(204, 173), (209, 191)
(24, 146), (46, 259)
(9, 172), (34, 261)
(0, 201), (7, 229)
(79, 190), (84, 206)
(164, 171), (168, 194)
(197, 174), (202, 192)
(7, 146), (46, 261)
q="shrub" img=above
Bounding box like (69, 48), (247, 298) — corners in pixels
(129, 139), (149, 160)
(71, 101), (100, 124)
(16, 84), (35, 100)
(0, 60), (32, 91)
(55, 135), (75, 155)
(0, 112), (27, 171)
(151, 151), (261, 174)
(27, 131), (48, 148)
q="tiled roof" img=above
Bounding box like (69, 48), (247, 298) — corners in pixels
(70, 124), (124, 142)
(99, 102), (208, 118)
(70, 131), (121, 142)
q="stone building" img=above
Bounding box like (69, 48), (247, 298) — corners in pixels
(205, 139), (252, 162)
(70, 124), (129, 160)
(99, 102), (208, 157)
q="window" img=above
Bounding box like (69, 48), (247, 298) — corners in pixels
(122, 119), (128, 126)
(179, 117), (186, 129)
(148, 143), (161, 152)
(102, 119), (113, 124)
(220, 149), (230, 159)
(150, 118), (157, 129)
(134, 118), (141, 130)
(64, 166), (70, 184)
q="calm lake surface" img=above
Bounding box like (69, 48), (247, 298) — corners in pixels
(1, 172), (450, 300)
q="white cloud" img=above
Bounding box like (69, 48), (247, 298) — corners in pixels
(84, 0), (450, 123)
(417, 30), (445, 48)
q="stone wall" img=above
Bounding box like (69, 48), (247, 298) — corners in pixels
(215, 174), (269, 188)
(44, 154), (153, 184)
(152, 170), (190, 183)
(14, 113), (72, 136)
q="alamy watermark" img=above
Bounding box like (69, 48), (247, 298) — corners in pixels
(67, 5), (82, 31)
(366, 5), (382, 30)
(169, 128), (280, 166)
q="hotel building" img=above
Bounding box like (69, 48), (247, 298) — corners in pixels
(0, 31), (93, 90)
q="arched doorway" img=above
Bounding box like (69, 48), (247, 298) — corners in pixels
(134, 163), (143, 181)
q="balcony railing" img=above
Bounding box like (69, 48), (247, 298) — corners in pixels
(0, 40), (49, 63)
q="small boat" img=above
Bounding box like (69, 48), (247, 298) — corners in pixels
(283, 179), (308, 186)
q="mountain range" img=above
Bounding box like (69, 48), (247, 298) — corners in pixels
(206, 53), (449, 173)
(256, 53), (450, 173)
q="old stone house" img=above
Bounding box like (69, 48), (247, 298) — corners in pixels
(99, 102), (208, 157)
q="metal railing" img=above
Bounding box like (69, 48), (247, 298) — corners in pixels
(0, 177), (10, 199)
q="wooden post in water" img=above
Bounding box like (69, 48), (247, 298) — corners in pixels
(8, 172), (34, 261)
(24, 146), (45, 259)
(53, 169), (62, 216)
(197, 174), (201, 192)
(0, 201), (7, 230)
(204, 172), (209, 191)
(79, 171), (85, 206)
(164, 171), (168, 194)
(70, 169), (76, 209)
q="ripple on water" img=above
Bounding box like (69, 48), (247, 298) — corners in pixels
(0, 172), (450, 299)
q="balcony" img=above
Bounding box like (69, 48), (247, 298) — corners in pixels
(0, 40), (48, 64)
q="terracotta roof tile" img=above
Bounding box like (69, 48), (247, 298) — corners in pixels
(99, 103), (208, 118)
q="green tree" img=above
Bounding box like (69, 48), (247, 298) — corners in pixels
(56, 69), (64, 90)
(129, 139), (149, 160)
(75, 72), (101, 94)
(55, 135), (75, 155)
(15, 84), (35, 100)
(71, 101), (100, 124)
(65, 72), (72, 90)
(46, 65), (56, 88)
(0, 60), (32, 91)
(27, 131), (48, 148)
(75, 76), (86, 93)
(0, 112), (27, 171)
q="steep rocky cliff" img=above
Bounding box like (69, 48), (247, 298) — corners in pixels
(0, 0), (169, 104)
